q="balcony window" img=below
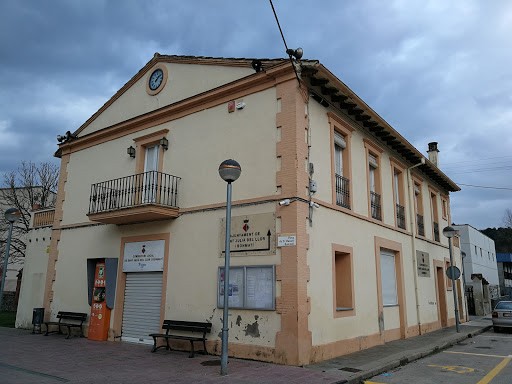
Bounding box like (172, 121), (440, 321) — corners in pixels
(392, 163), (406, 230)
(433, 221), (440, 242)
(329, 113), (354, 209)
(364, 139), (383, 221)
(396, 204), (406, 229)
(335, 174), (350, 209)
(417, 214), (425, 236)
(370, 191), (382, 221)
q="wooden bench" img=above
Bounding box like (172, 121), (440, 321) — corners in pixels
(44, 311), (87, 339)
(149, 320), (212, 357)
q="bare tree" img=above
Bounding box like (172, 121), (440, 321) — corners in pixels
(0, 161), (59, 266)
(503, 208), (512, 228)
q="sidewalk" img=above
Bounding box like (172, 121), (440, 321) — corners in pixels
(0, 316), (492, 384)
(306, 315), (493, 383)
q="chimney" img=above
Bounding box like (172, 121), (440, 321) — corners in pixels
(427, 142), (439, 167)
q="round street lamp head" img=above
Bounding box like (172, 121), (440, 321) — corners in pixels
(4, 208), (21, 223)
(443, 226), (457, 239)
(218, 159), (241, 183)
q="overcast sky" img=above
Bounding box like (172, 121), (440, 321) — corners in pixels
(1, 0), (511, 229)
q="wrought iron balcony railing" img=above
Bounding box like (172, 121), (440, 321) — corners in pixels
(396, 204), (406, 229)
(88, 171), (180, 215)
(417, 214), (425, 236)
(335, 174), (350, 209)
(370, 191), (382, 220)
(433, 221), (440, 242)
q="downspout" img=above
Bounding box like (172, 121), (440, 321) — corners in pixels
(407, 157), (425, 335)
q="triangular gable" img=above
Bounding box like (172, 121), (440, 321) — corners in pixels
(76, 54), (288, 137)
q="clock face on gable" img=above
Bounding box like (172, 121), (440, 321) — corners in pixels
(146, 65), (168, 95)
(149, 69), (163, 90)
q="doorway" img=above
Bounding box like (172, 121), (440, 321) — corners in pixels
(435, 266), (448, 327)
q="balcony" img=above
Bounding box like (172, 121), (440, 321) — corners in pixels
(335, 174), (350, 209)
(370, 191), (382, 221)
(396, 204), (406, 230)
(433, 221), (440, 242)
(87, 171), (181, 225)
(417, 214), (425, 236)
(32, 209), (55, 228)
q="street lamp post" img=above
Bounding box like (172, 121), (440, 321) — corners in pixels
(0, 208), (21, 311)
(443, 226), (460, 333)
(218, 159), (241, 376)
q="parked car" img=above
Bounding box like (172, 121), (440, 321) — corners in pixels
(492, 301), (512, 332)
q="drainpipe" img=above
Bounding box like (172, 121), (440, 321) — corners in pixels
(407, 157), (425, 334)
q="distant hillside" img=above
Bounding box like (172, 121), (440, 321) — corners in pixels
(480, 227), (512, 253)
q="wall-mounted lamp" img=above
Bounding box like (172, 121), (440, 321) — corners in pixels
(160, 137), (169, 150)
(127, 146), (136, 158)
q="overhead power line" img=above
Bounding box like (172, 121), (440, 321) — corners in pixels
(455, 183), (512, 191)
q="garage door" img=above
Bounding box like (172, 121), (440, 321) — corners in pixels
(121, 272), (162, 344)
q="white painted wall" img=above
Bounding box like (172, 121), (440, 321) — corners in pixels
(61, 88), (278, 226)
(453, 224), (498, 286)
(15, 227), (51, 328)
(81, 63), (254, 135)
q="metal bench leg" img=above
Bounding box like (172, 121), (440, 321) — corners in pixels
(189, 340), (195, 358)
(203, 339), (207, 355)
(151, 337), (158, 352)
(65, 326), (71, 339)
(166, 337), (171, 351)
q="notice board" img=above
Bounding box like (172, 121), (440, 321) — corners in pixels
(218, 265), (275, 310)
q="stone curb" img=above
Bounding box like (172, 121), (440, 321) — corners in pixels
(339, 325), (492, 384)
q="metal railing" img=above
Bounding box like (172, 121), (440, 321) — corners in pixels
(370, 191), (381, 220)
(417, 214), (425, 236)
(433, 221), (440, 242)
(396, 204), (406, 229)
(335, 174), (350, 209)
(88, 171), (181, 215)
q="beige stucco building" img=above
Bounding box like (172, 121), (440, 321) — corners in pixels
(20, 54), (464, 365)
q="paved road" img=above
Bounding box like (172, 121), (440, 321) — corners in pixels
(365, 330), (512, 384)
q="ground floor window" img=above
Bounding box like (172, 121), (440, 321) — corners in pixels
(380, 250), (398, 306)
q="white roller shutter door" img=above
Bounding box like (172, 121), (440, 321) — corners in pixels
(121, 272), (162, 344)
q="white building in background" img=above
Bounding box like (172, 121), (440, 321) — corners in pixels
(453, 224), (498, 316)
(452, 224), (498, 286)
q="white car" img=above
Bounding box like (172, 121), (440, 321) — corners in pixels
(492, 301), (512, 332)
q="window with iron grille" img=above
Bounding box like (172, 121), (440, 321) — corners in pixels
(334, 131), (350, 209)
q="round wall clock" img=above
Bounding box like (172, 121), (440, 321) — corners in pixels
(149, 69), (163, 90)
(146, 64), (168, 95)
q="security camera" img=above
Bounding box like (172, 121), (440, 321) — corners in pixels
(279, 199), (290, 206)
(310, 201), (320, 208)
(57, 135), (65, 143)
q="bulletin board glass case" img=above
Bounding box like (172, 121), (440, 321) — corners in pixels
(217, 265), (275, 310)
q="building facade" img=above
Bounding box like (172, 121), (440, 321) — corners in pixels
(20, 55), (463, 365)
(452, 224), (498, 315)
(497, 253), (512, 298)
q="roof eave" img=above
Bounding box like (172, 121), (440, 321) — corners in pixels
(300, 62), (460, 193)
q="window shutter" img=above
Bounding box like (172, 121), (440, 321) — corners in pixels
(380, 250), (398, 306)
(368, 154), (378, 168)
(334, 132), (346, 149)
